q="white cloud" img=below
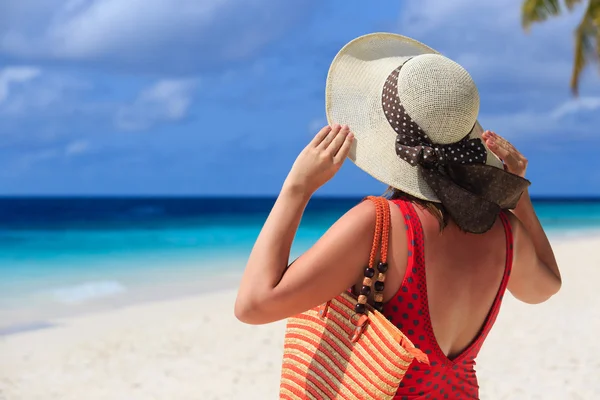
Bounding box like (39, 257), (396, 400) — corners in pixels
(0, 139), (92, 179)
(2, 148), (60, 177)
(0, 0), (316, 73)
(0, 66), (41, 102)
(308, 117), (327, 135)
(115, 79), (198, 131)
(65, 140), (90, 156)
(551, 97), (600, 119)
(0, 67), (197, 131)
(0, 69), (90, 116)
(479, 97), (600, 138)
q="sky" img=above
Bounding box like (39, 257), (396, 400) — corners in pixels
(0, 0), (599, 196)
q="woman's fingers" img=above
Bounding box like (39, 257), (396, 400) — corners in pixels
(327, 125), (350, 153)
(483, 130), (528, 177)
(492, 133), (516, 154)
(484, 131), (509, 159)
(317, 124), (342, 149)
(333, 131), (354, 164)
(489, 132), (522, 160)
(310, 125), (332, 147)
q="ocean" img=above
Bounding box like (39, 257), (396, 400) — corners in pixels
(1, 196), (599, 331)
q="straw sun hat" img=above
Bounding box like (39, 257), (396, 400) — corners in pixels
(325, 33), (530, 233)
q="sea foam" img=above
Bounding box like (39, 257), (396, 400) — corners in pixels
(51, 281), (127, 304)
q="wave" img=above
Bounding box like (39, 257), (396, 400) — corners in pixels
(126, 205), (166, 217)
(51, 281), (127, 304)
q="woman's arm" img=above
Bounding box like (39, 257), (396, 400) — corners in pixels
(234, 193), (376, 324)
(482, 131), (561, 304)
(235, 124), (376, 324)
(506, 192), (561, 304)
(512, 189), (561, 281)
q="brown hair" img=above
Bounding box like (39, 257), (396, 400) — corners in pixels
(383, 186), (449, 231)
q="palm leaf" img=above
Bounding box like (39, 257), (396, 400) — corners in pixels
(591, 0), (600, 70)
(521, 0), (600, 94)
(522, 0), (562, 29)
(564, 0), (585, 10)
(570, 0), (600, 94)
(521, 0), (587, 29)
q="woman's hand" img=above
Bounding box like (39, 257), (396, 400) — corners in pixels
(236, 123), (369, 325)
(283, 124), (354, 196)
(482, 130), (562, 304)
(481, 130), (528, 178)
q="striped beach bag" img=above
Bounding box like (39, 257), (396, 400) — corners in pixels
(280, 196), (429, 400)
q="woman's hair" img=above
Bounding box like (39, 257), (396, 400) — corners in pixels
(383, 186), (449, 231)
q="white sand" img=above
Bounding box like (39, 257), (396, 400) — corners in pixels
(1, 237), (599, 400)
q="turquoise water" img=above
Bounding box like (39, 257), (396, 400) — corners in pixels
(0, 197), (599, 328)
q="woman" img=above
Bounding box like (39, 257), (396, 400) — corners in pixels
(235, 33), (561, 399)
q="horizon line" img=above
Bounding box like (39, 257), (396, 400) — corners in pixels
(0, 195), (599, 202)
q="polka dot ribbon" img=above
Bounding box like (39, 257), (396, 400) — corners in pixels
(382, 65), (531, 233)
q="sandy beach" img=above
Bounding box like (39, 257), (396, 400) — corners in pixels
(1, 236), (599, 400)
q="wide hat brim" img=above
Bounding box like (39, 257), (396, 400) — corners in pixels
(325, 32), (503, 202)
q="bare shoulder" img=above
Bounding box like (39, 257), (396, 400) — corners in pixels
(333, 198), (403, 242)
(505, 211), (530, 246)
(304, 198), (378, 260)
(339, 197), (378, 230)
(294, 197), (392, 282)
(504, 210), (534, 266)
(504, 210), (521, 233)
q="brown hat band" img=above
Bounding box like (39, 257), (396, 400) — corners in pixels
(382, 65), (531, 233)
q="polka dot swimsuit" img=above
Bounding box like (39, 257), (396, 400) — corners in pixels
(384, 199), (514, 400)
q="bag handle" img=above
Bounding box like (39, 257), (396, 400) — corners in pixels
(313, 197), (429, 363)
(355, 195), (390, 315)
(347, 196), (391, 342)
(317, 196), (391, 327)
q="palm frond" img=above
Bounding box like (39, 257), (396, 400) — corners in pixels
(522, 0), (562, 30)
(591, 0), (600, 70)
(520, 0), (600, 95)
(597, 30), (600, 75)
(564, 0), (585, 11)
(570, 0), (600, 94)
(521, 0), (590, 29)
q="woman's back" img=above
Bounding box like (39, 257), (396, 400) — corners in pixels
(411, 200), (508, 359)
(377, 199), (513, 398)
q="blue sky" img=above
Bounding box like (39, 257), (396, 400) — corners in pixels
(0, 0), (598, 196)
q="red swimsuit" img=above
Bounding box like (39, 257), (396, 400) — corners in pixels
(384, 199), (513, 399)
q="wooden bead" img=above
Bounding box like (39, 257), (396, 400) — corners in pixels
(374, 302), (384, 312)
(377, 262), (388, 273)
(358, 295), (368, 304)
(364, 267), (375, 278)
(374, 281), (384, 292)
(360, 285), (371, 296)
(377, 272), (386, 282)
(374, 293), (384, 302)
(362, 277), (373, 287)
(354, 303), (366, 314)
